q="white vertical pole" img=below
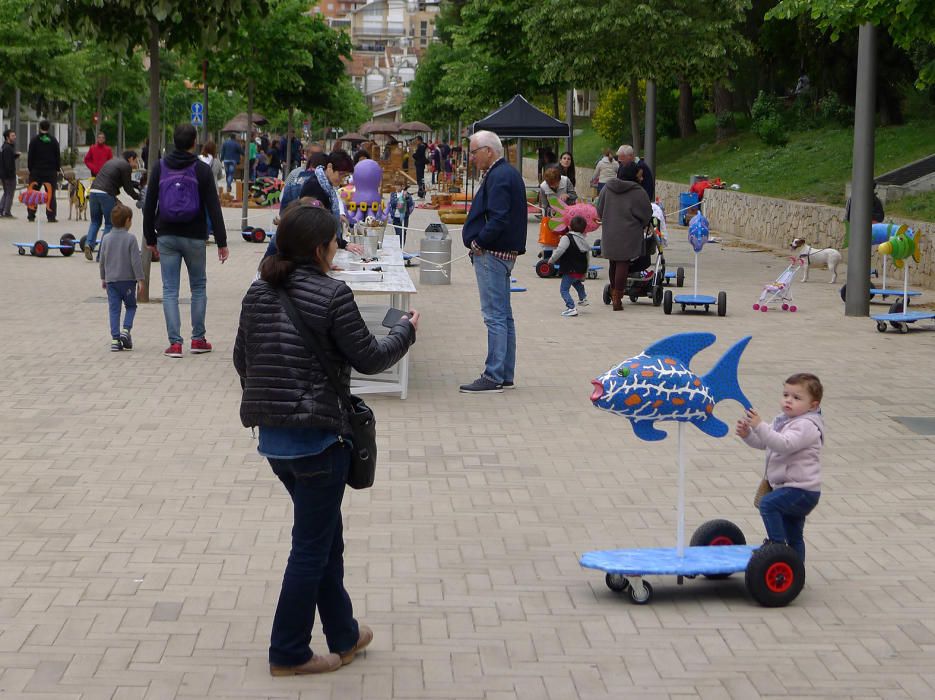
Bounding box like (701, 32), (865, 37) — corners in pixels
(902, 260), (909, 315)
(677, 422), (686, 557)
(693, 251), (699, 297)
(882, 254), (887, 290)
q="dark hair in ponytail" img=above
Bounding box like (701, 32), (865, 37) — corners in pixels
(259, 201), (336, 287)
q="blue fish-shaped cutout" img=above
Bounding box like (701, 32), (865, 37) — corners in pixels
(688, 212), (709, 252)
(590, 333), (752, 441)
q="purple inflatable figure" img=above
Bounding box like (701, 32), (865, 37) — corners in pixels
(340, 159), (388, 225)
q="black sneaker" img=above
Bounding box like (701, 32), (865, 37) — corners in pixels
(459, 376), (503, 393)
(110, 339), (123, 352)
(120, 329), (132, 350)
(502, 381), (515, 390)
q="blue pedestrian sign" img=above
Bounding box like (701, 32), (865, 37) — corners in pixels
(191, 102), (204, 126)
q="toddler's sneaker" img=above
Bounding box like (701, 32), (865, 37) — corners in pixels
(561, 307), (578, 317)
(110, 339), (123, 352)
(190, 338), (213, 354)
(578, 298), (590, 306)
(84, 245), (94, 261)
(119, 329), (132, 350)
(164, 343), (183, 358)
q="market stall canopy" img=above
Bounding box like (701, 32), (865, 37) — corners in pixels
(336, 132), (367, 142)
(360, 120), (401, 135)
(470, 95), (569, 138)
(220, 112), (269, 133)
(399, 120), (432, 132)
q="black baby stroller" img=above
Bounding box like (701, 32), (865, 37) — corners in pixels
(602, 220), (666, 306)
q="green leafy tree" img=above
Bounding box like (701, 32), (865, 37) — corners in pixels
(402, 42), (459, 126)
(768, 0), (935, 87)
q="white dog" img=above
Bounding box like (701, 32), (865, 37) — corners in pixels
(790, 238), (842, 283)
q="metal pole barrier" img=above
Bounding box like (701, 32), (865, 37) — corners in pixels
(644, 79), (657, 176)
(845, 23), (876, 317)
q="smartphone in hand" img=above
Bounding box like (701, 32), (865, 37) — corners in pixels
(381, 307), (409, 328)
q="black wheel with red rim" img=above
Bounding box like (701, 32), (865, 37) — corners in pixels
(252, 228), (267, 243)
(745, 542), (805, 607)
(535, 260), (553, 278)
(32, 240), (49, 257)
(60, 233), (76, 256)
(690, 519), (746, 579)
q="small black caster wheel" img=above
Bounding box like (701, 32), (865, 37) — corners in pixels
(876, 321), (888, 333)
(628, 579), (654, 605)
(629, 293), (639, 303)
(676, 267), (685, 287)
(897, 322), (909, 334)
(602, 283), (611, 305)
(663, 290), (673, 315)
(605, 573), (629, 592)
(745, 542), (805, 607)
(18, 247), (25, 255)
(717, 291), (727, 317)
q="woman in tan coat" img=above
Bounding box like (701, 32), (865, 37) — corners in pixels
(595, 162), (652, 310)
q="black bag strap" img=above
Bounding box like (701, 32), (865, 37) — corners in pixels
(276, 287), (353, 413)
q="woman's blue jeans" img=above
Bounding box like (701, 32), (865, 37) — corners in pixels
(472, 252), (516, 384)
(156, 235), (207, 345)
(759, 487), (820, 561)
(86, 192), (116, 250)
(267, 443), (359, 666)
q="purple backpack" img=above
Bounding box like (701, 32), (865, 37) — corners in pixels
(158, 159), (200, 223)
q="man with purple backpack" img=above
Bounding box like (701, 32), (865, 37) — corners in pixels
(143, 124), (229, 359)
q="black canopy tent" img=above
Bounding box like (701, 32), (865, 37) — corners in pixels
(470, 94), (570, 176)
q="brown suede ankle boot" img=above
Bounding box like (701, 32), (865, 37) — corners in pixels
(611, 289), (623, 311)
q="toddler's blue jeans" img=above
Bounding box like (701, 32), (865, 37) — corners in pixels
(759, 487), (820, 561)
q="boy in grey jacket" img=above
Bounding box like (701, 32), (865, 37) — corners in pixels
(98, 203), (144, 351)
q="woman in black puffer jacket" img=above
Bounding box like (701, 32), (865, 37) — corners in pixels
(234, 202), (419, 676)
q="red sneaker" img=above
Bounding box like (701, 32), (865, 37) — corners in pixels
(164, 343), (183, 358)
(190, 338), (213, 354)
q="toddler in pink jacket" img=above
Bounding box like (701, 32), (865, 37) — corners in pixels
(736, 373), (823, 561)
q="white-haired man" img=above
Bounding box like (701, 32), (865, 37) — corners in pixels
(459, 131), (527, 394)
(616, 144), (655, 200)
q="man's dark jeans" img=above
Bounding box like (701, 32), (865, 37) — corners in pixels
(0, 178), (15, 216)
(267, 443), (359, 666)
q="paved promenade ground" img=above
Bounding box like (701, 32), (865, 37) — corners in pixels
(2, 193), (935, 699)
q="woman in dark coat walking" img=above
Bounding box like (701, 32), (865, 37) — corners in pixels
(234, 202), (420, 676)
(595, 162), (652, 310)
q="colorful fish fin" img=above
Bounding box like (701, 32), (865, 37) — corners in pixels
(692, 415), (728, 438)
(631, 419), (668, 442)
(702, 336), (752, 410)
(642, 333), (716, 367)
(913, 230), (922, 264)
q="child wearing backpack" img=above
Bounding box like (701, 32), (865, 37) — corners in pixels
(98, 203), (143, 351)
(547, 214), (590, 317)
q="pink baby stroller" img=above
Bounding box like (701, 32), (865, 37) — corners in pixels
(753, 258), (804, 312)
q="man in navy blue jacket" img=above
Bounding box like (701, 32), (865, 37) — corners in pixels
(460, 130), (527, 393)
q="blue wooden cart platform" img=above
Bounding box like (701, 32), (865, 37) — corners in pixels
(581, 545), (758, 577)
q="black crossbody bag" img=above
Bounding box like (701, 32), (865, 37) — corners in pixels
(277, 288), (377, 490)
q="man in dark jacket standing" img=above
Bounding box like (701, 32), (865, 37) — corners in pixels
(84, 151), (140, 259)
(459, 130), (527, 394)
(143, 124), (229, 359)
(27, 120), (61, 223)
(0, 129), (19, 218)
(616, 144), (654, 201)
(411, 136), (427, 198)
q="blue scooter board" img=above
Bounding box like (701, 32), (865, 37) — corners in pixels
(872, 310), (935, 334)
(871, 288), (921, 299)
(582, 545), (759, 577)
(12, 241), (75, 257)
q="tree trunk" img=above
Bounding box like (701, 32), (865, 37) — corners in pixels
(140, 19), (161, 305)
(628, 75), (641, 154)
(677, 78), (697, 138)
(241, 80), (254, 232)
(95, 86), (103, 137)
(286, 105), (295, 176)
(714, 79), (736, 141)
